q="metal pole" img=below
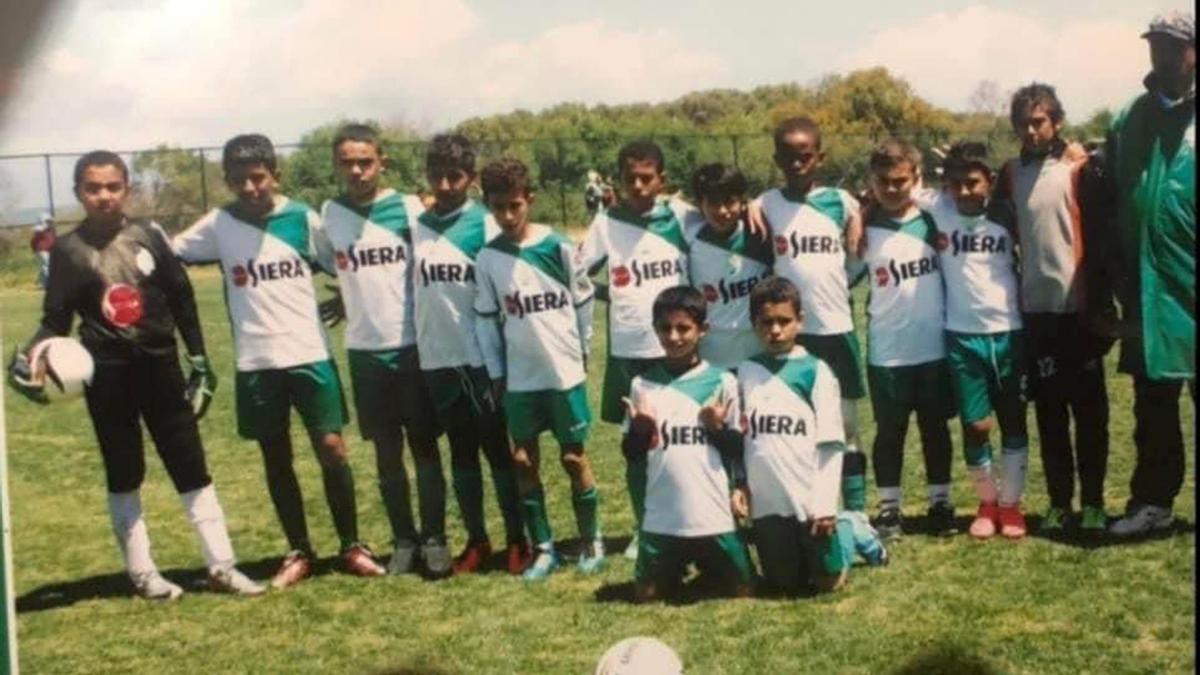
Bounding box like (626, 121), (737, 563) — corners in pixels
(43, 154), (54, 217)
(198, 148), (209, 213)
(555, 138), (568, 227)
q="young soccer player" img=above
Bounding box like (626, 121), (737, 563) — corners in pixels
(860, 140), (956, 538)
(473, 158), (604, 579)
(7, 151), (263, 599)
(739, 276), (848, 595)
(578, 139), (698, 558)
(173, 134), (385, 588)
(999, 84), (1113, 533)
(312, 124), (450, 575)
(933, 141), (1031, 540)
(622, 286), (753, 602)
(411, 133), (526, 574)
(757, 117), (869, 535)
(686, 163), (773, 370)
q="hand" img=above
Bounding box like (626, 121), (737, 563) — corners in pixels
(730, 486), (750, 520)
(1063, 140), (1089, 166)
(7, 349), (48, 405)
(744, 198), (771, 241)
(318, 284), (345, 327)
(810, 515), (837, 538)
(621, 391), (659, 451)
(184, 354), (218, 420)
(698, 388), (731, 433)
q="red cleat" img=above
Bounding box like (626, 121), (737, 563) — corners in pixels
(271, 550), (314, 590)
(997, 504), (1027, 540)
(452, 541), (492, 575)
(342, 544), (386, 577)
(969, 503), (999, 540)
(506, 541), (533, 575)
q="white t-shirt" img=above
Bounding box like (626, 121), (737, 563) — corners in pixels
(626, 361), (740, 537)
(738, 347), (844, 521)
(687, 221), (773, 369)
(173, 198), (331, 372)
(474, 224), (594, 392)
(760, 186), (859, 335)
(861, 208), (946, 366)
(315, 189), (424, 351)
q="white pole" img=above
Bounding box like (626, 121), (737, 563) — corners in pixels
(0, 333), (19, 675)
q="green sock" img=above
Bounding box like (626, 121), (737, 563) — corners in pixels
(321, 462), (359, 551)
(841, 451), (868, 512)
(452, 466), (488, 543)
(572, 486), (600, 542)
(415, 460), (446, 543)
(625, 456), (647, 530)
(378, 469), (417, 546)
(522, 486), (554, 548)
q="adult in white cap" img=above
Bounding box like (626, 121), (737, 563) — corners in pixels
(1106, 9), (1195, 536)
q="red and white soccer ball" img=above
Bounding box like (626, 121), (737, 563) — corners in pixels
(594, 637), (683, 675)
(28, 337), (94, 401)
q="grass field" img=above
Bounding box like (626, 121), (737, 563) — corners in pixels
(0, 258), (1194, 674)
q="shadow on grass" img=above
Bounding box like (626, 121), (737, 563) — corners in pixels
(1025, 514), (1194, 549)
(886, 643), (1000, 675)
(370, 665), (450, 675)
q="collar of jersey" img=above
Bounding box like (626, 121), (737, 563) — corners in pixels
(489, 224), (550, 252)
(642, 359), (709, 386)
(224, 196), (293, 229)
(333, 188), (398, 218)
(778, 185), (824, 204)
(421, 199), (475, 230)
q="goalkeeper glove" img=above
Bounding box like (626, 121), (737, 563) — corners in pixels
(7, 349), (48, 405)
(184, 354), (217, 420)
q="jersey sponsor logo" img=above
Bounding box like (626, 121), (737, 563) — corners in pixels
(230, 257), (307, 288)
(702, 274), (768, 305)
(334, 243), (407, 273)
(418, 259), (475, 286)
(610, 258), (685, 288)
(937, 230), (1009, 256)
(744, 408), (807, 439)
(101, 283), (144, 328)
(874, 255), (939, 287)
(774, 232), (843, 259)
(503, 289), (571, 319)
(658, 420), (709, 451)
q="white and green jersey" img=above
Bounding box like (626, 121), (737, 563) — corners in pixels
(315, 189), (424, 351)
(626, 361), (740, 537)
(474, 224), (594, 392)
(862, 208), (945, 367)
(173, 198), (331, 372)
(412, 200), (500, 371)
(927, 193), (1022, 334)
(738, 347), (845, 521)
(578, 199), (695, 358)
(760, 186), (859, 335)
(687, 221), (774, 369)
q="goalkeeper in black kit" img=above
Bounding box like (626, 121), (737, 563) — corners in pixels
(6, 150), (265, 600)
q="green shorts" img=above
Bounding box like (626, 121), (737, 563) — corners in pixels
(235, 360), (348, 441)
(503, 383), (591, 445)
(945, 331), (1027, 424)
(752, 515), (846, 594)
(347, 346), (439, 443)
(600, 355), (660, 424)
(867, 360), (957, 425)
(422, 365), (499, 424)
(635, 530), (754, 590)
(796, 332), (865, 399)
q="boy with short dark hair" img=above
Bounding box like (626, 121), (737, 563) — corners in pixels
(860, 140), (956, 538)
(412, 133), (526, 574)
(474, 157), (604, 579)
(173, 134), (387, 588)
(622, 285), (753, 602)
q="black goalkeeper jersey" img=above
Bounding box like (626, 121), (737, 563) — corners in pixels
(35, 219), (205, 364)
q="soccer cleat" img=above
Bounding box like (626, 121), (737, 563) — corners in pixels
(451, 541), (493, 576)
(926, 501), (957, 537)
(387, 542), (418, 575)
(576, 539), (607, 575)
(208, 566), (267, 597)
(969, 502), (999, 540)
(133, 571), (183, 601)
(1080, 505), (1109, 533)
(506, 541), (533, 575)
(1040, 506), (1067, 532)
(1109, 504), (1173, 537)
(422, 540), (452, 577)
(342, 544), (386, 577)
(997, 504), (1027, 539)
(522, 548), (562, 581)
(271, 550), (314, 589)
(623, 532), (639, 560)
(873, 507), (903, 541)
(841, 511), (888, 566)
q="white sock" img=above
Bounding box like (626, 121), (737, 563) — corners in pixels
(878, 487), (902, 511)
(108, 491), (156, 580)
(840, 399), (861, 451)
(180, 484), (235, 573)
(927, 484), (951, 506)
(969, 464), (999, 504)
(999, 446), (1029, 507)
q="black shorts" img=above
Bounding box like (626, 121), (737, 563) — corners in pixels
(347, 346), (439, 444)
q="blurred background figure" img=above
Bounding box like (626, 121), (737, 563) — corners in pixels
(30, 212), (56, 289)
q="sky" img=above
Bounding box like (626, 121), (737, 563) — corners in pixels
(0, 0), (1186, 215)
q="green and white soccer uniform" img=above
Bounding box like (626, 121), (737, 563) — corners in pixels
(626, 362), (741, 537)
(315, 189), (424, 351)
(173, 198), (333, 371)
(739, 347), (845, 521)
(687, 221), (773, 369)
(760, 187), (859, 336)
(862, 209), (945, 367)
(412, 200), (500, 371)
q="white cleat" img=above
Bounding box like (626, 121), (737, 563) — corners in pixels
(208, 566), (267, 596)
(133, 571), (184, 601)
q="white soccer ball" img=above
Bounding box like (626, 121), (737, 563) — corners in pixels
(29, 337), (94, 401)
(595, 637), (683, 675)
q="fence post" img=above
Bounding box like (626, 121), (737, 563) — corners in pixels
(43, 154), (54, 217)
(555, 138), (568, 227)
(731, 135), (741, 170)
(198, 148), (208, 213)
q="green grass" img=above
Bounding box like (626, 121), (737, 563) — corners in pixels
(0, 269), (1194, 674)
